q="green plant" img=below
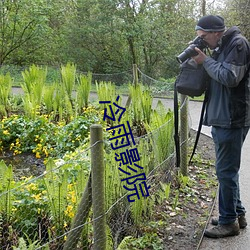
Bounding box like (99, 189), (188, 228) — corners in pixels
(96, 81), (119, 127)
(178, 173), (192, 189)
(96, 81), (116, 104)
(0, 73), (12, 117)
(129, 84), (152, 124)
(43, 159), (69, 225)
(12, 177), (49, 241)
(0, 161), (15, 222)
(0, 110), (100, 158)
(117, 233), (163, 250)
(60, 62), (76, 102)
(141, 89), (152, 124)
(21, 65), (47, 118)
(172, 190), (180, 210)
(76, 72), (92, 111)
(13, 233), (49, 250)
(156, 182), (171, 204)
(145, 100), (174, 164)
(43, 84), (56, 114)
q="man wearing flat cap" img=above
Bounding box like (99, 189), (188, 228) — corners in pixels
(192, 15), (250, 238)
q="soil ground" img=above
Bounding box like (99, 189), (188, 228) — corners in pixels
(159, 130), (217, 250)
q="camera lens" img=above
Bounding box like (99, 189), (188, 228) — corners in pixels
(176, 45), (198, 63)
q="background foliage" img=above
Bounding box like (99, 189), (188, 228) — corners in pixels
(1, 0), (249, 80)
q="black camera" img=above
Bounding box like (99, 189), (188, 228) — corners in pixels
(176, 36), (208, 63)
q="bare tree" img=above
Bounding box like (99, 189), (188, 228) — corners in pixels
(0, 0), (48, 65)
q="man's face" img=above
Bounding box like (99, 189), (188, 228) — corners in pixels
(196, 30), (222, 49)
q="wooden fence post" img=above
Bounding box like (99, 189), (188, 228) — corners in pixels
(91, 124), (106, 250)
(133, 63), (138, 85)
(63, 175), (92, 250)
(180, 94), (188, 176)
(126, 64), (138, 108)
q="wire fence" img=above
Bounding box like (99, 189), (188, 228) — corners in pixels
(0, 66), (190, 249)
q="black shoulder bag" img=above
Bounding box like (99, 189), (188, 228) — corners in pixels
(175, 58), (208, 97)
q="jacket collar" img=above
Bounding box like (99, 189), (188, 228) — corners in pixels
(212, 26), (241, 58)
(221, 26), (241, 46)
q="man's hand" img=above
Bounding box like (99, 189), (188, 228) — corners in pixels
(192, 47), (207, 64)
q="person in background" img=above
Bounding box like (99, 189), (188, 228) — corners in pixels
(192, 15), (250, 238)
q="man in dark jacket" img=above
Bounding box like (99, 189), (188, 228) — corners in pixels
(193, 15), (250, 238)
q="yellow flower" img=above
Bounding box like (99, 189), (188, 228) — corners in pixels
(32, 193), (42, 201)
(3, 130), (9, 135)
(26, 183), (37, 191)
(43, 147), (49, 157)
(71, 195), (76, 204)
(65, 205), (74, 218)
(36, 152), (41, 159)
(14, 149), (22, 155)
(12, 207), (17, 212)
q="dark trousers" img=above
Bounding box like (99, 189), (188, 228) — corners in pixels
(211, 126), (249, 225)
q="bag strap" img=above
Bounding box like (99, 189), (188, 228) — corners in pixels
(189, 91), (208, 164)
(174, 80), (180, 168)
